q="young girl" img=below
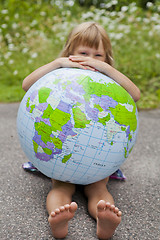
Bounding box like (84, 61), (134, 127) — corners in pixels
(22, 22), (140, 239)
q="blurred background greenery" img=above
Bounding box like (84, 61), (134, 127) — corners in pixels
(0, 0), (160, 109)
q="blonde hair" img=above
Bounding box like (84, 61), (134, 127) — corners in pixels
(60, 22), (113, 66)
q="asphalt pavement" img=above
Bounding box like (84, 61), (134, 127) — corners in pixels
(1, 103), (160, 240)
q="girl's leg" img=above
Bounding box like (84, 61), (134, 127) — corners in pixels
(46, 179), (77, 239)
(84, 177), (122, 239)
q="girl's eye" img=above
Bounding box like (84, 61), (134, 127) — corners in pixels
(80, 52), (87, 55)
(96, 54), (102, 57)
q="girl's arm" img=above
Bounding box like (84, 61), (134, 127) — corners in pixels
(22, 57), (86, 92)
(69, 56), (140, 102)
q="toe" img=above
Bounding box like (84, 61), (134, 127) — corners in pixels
(105, 202), (111, 208)
(64, 204), (70, 211)
(97, 200), (106, 211)
(50, 211), (56, 217)
(117, 211), (122, 217)
(70, 202), (78, 212)
(114, 207), (119, 214)
(55, 208), (60, 214)
(60, 206), (65, 212)
(110, 205), (116, 212)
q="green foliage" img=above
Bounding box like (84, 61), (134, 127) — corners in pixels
(0, 0), (160, 109)
(76, 0), (159, 11)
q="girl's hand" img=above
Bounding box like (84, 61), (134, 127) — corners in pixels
(69, 56), (107, 73)
(55, 57), (87, 70)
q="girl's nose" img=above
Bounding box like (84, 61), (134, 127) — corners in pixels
(89, 53), (95, 59)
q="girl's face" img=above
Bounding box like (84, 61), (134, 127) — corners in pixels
(73, 40), (106, 62)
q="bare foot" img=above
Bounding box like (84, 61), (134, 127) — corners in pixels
(96, 200), (122, 239)
(48, 202), (78, 238)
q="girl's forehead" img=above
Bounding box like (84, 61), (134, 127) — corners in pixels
(76, 40), (105, 51)
(74, 42), (105, 54)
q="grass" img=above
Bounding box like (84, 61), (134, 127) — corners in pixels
(0, 1), (160, 109)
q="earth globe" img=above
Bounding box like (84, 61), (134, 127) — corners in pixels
(17, 68), (138, 184)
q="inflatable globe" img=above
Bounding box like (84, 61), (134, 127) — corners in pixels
(17, 68), (138, 184)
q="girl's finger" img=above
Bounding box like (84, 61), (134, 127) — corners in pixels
(81, 65), (96, 71)
(69, 56), (87, 62)
(72, 62), (86, 70)
(78, 62), (96, 71)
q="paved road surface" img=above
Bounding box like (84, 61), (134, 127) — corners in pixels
(1, 103), (160, 240)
